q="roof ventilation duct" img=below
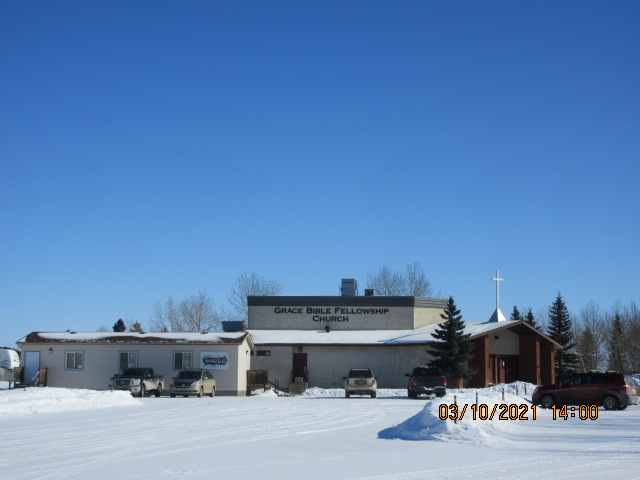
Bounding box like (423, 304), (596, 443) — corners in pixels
(340, 278), (358, 296)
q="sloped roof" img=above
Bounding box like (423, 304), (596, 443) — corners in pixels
(248, 320), (561, 348)
(18, 331), (252, 347)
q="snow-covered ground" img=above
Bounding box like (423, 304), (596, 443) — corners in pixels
(1, 381), (639, 479)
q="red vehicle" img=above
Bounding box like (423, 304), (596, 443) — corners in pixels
(532, 372), (638, 410)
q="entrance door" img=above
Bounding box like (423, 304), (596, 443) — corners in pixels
(292, 353), (307, 382)
(23, 351), (40, 385)
(490, 355), (519, 384)
(503, 356), (519, 383)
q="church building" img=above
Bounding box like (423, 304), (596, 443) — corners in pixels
(247, 277), (560, 393)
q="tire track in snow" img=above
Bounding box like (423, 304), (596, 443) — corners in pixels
(2, 397), (392, 480)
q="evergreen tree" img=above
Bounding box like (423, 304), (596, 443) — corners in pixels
(112, 319), (126, 332)
(510, 306), (522, 321)
(525, 308), (541, 330)
(427, 296), (474, 382)
(547, 294), (579, 379)
(129, 321), (145, 333)
(578, 325), (599, 372)
(607, 313), (626, 372)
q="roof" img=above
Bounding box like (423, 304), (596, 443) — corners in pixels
(488, 308), (507, 323)
(248, 320), (561, 348)
(18, 331), (253, 347)
(248, 295), (448, 309)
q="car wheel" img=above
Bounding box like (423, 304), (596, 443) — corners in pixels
(603, 395), (618, 410)
(371, 392), (377, 398)
(139, 384), (146, 398)
(345, 392), (350, 398)
(155, 384), (162, 397)
(197, 387), (203, 398)
(170, 393), (176, 398)
(183, 395), (189, 398)
(616, 404), (628, 410)
(540, 394), (554, 408)
(210, 387), (215, 398)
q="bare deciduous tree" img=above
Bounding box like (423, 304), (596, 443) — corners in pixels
(621, 301), (640, 371)
(150, 291), (221, 333)
(180, 291), (220, 332)
(225, 272), (283, 326)
(151, 297), (181, 332)
(575, 300), (607, 372)
(366, 262), (434, 297)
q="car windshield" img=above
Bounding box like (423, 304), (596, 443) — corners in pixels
(117, 368), (146, 377)
(413, 368), (441, 377)
(176, 371), (202, 379)
(348, 369), (373, 378)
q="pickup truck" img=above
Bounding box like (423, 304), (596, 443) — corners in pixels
(110, 367), (164, 397)
(405, 366), (447, 399)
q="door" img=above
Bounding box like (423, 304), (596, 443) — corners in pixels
(490, 355), (505, 384)
(292, 353), (307, 382)
(23, 351), (40, 385)
(503, 356), (519, 383)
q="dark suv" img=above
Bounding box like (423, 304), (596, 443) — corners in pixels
(532, 372), (639, 410)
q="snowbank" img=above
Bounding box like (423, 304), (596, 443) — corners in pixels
(0, 378), (538, 449)
(0, 382), (142, 415)
(301, 387), (407, 397)
(379, 381), (537, 445)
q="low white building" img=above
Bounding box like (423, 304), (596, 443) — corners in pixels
(17, 331), (253, 396)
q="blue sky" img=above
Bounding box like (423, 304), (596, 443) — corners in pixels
(1, 1), (639, 348)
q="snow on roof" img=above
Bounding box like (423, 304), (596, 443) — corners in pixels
(248, 320), (528, 346)
(17, 320), (556, 348)
(18, 331), (250, 345)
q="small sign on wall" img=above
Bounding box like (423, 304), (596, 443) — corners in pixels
(200, 352), (230, 370)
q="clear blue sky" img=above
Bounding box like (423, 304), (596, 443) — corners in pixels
(2, 1), (639, 348)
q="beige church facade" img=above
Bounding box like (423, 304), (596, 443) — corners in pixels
(247, 294), (560, 392)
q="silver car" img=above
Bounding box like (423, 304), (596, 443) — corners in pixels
(170, 370), (216, 397)
(343, 368), (377, 398)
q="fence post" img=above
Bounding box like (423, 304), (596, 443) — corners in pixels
(454, 394), (457, 424)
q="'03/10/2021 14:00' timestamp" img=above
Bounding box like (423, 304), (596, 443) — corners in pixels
(438, 403), (600, 421)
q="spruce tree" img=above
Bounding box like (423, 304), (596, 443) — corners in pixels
(510, 306), (521, 321)
(547, 294), (578, 379)
(607, 313), (626, 372)
(129, 321), (145, 333)
(578, 325), (599, 372)
(525, 308), (541, 330)
(113, 319), (126, 332)
(427, 296), (474, 382)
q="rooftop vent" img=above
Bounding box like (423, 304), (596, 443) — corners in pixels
(364, 288), (374, 296)
(222, 321), (244, 332)
(340, 278), (358, 296)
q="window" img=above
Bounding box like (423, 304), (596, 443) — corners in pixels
(65, 351), (84, 370)
(256, 350), (271, 357)
(174, 352), (193, 370)
(119, 351), (138, 370)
